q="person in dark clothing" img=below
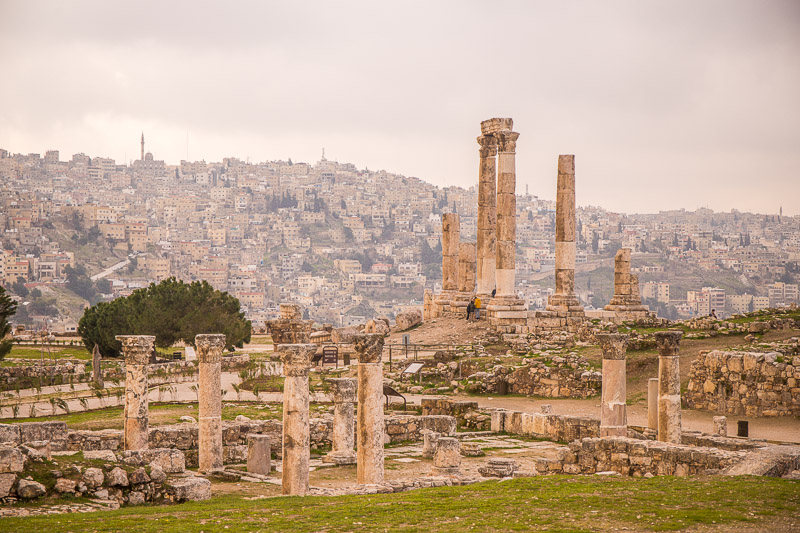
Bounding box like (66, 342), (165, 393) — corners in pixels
(466, 298), (474, 321)
(491, 288), (496, 298)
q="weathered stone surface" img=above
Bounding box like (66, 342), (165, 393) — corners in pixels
(92, 344), (104, 388)
(127, 490), (146, 505)
(323, 378), (357, 465)
(0, 447), (25, 473)
(82, 467), (104, 489)
(596, 334), (629, 438)
(0, 473), (15, 498)
(117, 335), (155, 451)
(280, 344), (315, 496)
(647, 378), (659, 430)
(167, 477), (211, 502)
(107, 467), (129, 487)
(432, 437), (461, 476)
(395, 310), (423, 331)
(149, 464), (166, 484)
(356, 334), (385, 485)
(656, 331), (683, 443)
(16, 478), (46, 499)
(476, 132), (498, 298)
(121, 448), (185, 473)
(247, 434), (271, 475)
(130, 467), (150, 485)
(55, 477), (77, 494)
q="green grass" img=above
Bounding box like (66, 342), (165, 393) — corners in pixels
(7, 345), (92, 360)
(1, 476), (797, 532)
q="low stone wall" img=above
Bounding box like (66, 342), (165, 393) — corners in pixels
(0, 363), (87, 387)
(685, 350), (800, 416)
(1, 413), (457, 467)
(491, 409), (600, 443)
(553, 436), (748, 476)
(465, 357), (601, 399)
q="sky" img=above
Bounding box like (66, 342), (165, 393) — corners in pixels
(1, 1), (799, 215)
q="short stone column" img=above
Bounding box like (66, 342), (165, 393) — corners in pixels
(422, 431), (441, 459)
(116, 335), (154, 451)
(476, 132), (498, 299)
(323, 378), (357, 465)
(596, 333), (629, 437)
(713, 416), (728, 437)
(279, 343), (315, 496)
(354, 333), (385, 485)
(647, 378), (659, 430)
(435, 213), (461, 315)
(655, 331), (683, 443)
(91, 344), (104, 388)
(196, 333), (225, 473)
(247, 434), (271, 475)
(431, 437), (461, 476)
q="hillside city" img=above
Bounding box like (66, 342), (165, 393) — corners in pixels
(1, 139), (798, 333)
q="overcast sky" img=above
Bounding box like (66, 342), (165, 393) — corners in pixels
(1, 1), (798, 215)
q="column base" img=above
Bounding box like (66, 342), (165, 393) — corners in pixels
(486, 296), (528, 334)
(545, 294), (585, 314)
(322, 450), (357, 465)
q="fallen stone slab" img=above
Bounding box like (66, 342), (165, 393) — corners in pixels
(121, 448), (185, 473)
(166, 477), (211, 502)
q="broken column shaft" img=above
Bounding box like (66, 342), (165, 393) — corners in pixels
(280, 344), (315, 495)
(476, 133), (498, 299)
(596, 333), (629, 437)
(116, 335), (155, 451)
(354, 334), (385, 485)
(196, 333), (225, 473)
(656, 331), (683, 443)
(323, 378), (357, 465)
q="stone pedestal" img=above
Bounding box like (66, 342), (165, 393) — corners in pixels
(247, 434), (271, 475)
(596, 333), (628, 437)
(354, 334), (385, 485)
(546, 155), (584, 316)
(116, 335), (154, 451)
(423, 289), (434, 320)
(279, 344), (315, 496)
(656, 331), (683, 443)
(431, 437), (461, 476)
(476, 132), (498, 300)
(323, 378), (357, 465)
(713, 416), (728, 437)
(451, 241), (477, 315)
(196, 334), (225, 473)
(647, 378), (659, 430)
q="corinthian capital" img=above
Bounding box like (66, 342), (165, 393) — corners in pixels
(496, 131), (520, 153)
(477, 134), (498, 158)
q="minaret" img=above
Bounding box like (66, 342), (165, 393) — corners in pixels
(140, 132), (145, 161)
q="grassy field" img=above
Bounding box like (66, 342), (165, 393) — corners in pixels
(0, 476), (797, 532)
(6, 345), (92, 360)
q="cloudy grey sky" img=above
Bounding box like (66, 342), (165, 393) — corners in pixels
(1, 1), (798, 215)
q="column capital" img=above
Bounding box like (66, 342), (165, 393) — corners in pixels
(279, 344), (316, 376)
(195, 334), (226, 363)
(327, 377), (357, 403)
(655, 331), (683, 356)
(595, 333), (629, 359)
(115, 335), (154, 365)
(354, 333), (384, 363)
(495, 131), (520, 153)
(477, 134), (498, 158)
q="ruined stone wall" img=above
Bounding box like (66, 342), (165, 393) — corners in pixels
(464, 356), (601, 399)
(685, 351), (800, 416)
(384, 415), (456, 443)
(552, 436), (748, 476)
(492, 409), (600, 443)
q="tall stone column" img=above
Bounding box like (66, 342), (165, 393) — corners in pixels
(647, 378), (659, 430)
(605, 248), (648, 318)
(493, 128), (520, 299)
(323, 378), (357, 465)
(196, 334), (225, 473)
(596, 333), (629, 437)
(116, 335), (154, 451)
(435, 213), (460, 315)
(451, 241), (477, 315)
(280, 344), (315, 496)
(655, 331), (683, 443)
(354, 333), (385, 485)
(91, 344), (103, 388)
(546, 155), (583, 314)
(476, 132), (498, 299)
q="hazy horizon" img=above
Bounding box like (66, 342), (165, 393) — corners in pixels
(1, 0), (798, 215)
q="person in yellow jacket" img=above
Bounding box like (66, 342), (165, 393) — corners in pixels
(474, 296), (482, 320)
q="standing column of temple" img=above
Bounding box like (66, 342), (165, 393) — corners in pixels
(596, 333), (629, 437)
(354, 333), (385, 485)
(116, 335), (154, 451)
(323, 378), (357, 465)
(605, 249), (648, 318)
(196, 334), (225, 473)
(655, 331), (683, 443)
(280, 344), (316, 496)
(476, 132), (498, 299)
(451, 241), (477, 315)
(435, 213), (460, 315)
(493, 128), (520, 299)
(546, 155), (583, 315)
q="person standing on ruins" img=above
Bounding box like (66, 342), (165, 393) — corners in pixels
(466, 298), (475, 321)
(474, 296), (482, 320)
